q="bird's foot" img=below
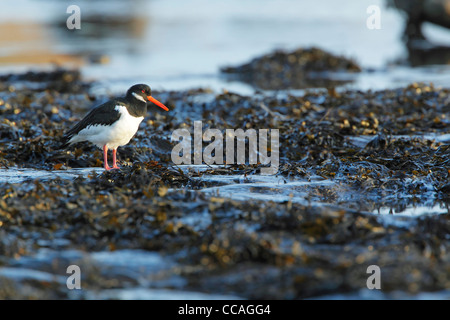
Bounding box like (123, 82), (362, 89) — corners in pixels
(112, 164), (121, 170)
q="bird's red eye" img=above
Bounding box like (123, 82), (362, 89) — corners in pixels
(142, 90), (145, 93)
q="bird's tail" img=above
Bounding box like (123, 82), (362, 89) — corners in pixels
(57, 134), (73, 150)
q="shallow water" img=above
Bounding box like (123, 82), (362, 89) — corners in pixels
(2, 248), (243, 299)
(375, 204), (449, 216)
(2, 0), (450, 94)
(0, 167), (104, 184)
(1, 162), (447, 218)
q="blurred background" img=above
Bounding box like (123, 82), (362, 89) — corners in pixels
(1, 0), (450, 94)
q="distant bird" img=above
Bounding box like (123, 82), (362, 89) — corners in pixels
(61, 84), (169, 170)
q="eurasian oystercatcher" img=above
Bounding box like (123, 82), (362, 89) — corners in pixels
(61, 84), (169, 170)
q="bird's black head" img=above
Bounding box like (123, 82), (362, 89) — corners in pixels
(127, 84), (151, 104)
(126, 84), (169, 111)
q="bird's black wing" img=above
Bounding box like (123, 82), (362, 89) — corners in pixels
(60, 99), (124, 148)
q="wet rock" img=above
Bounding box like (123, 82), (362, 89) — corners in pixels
(0, 69), (89, 93)
(221, 47), (361, 90)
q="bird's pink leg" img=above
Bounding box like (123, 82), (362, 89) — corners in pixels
(103, 145), (112, 171)
(112, 148), (120, 170)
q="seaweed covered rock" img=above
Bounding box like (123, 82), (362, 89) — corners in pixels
(1, 69), (450, 299)
(221, 47), (361, 90)
(0, 68), (89, 93)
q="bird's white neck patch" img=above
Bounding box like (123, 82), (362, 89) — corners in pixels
(132, 92), (147, 103)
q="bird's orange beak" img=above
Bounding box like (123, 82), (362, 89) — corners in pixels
(147, 96), (169, 111)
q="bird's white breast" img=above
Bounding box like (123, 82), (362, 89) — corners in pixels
(72, 105), (144, 149)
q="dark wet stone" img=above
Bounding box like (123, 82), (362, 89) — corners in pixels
(221, 47), (361, 90)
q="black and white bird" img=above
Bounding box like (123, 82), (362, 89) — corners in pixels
(60, 84), (169, 171)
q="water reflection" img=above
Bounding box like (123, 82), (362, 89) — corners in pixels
(1, 0), (450, 92)
(0, 0), (149, 66)
(0, 22), (84, 66)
